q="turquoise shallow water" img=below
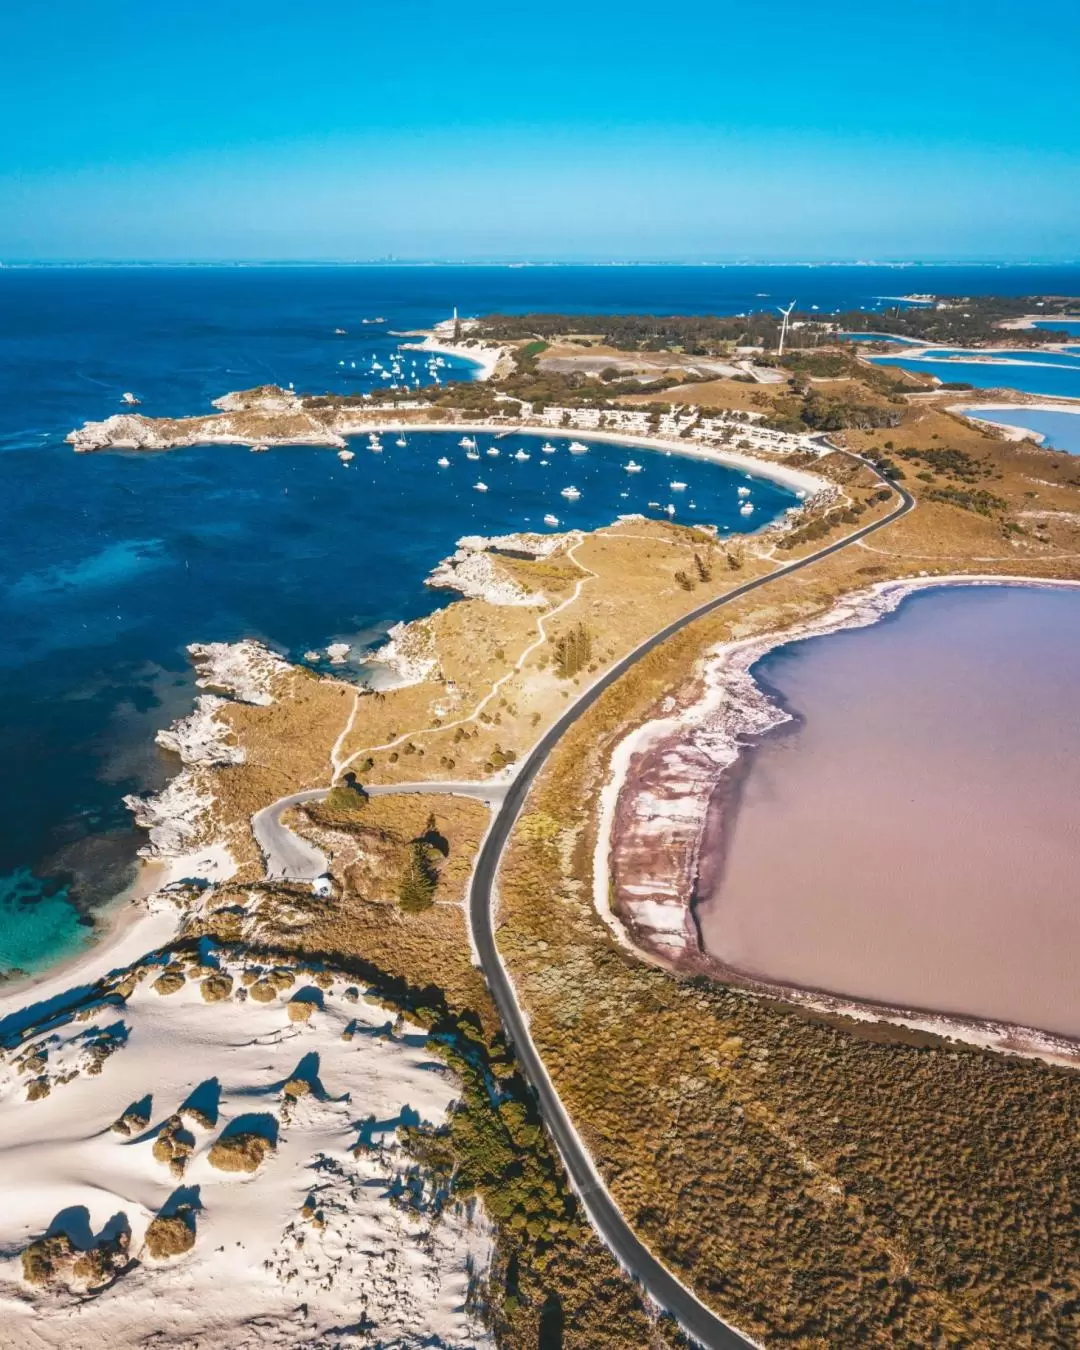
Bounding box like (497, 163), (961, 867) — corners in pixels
(2, 263), (1078, 977)
(868, 349), (1080, 398)
(967, 409), (1080, 454)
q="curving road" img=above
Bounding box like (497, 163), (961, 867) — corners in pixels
(254, 780), (510, 882)
(258, 462), (914, 1348)
(467, 463), (915, 1349)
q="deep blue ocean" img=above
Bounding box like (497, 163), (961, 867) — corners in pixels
(2, 263), (1078, 975)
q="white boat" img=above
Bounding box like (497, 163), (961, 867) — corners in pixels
(543, 513), (560, 526)
(647, 500), (661, 509)
(624, 459), (642, 473)
(395, 435), (407, 447)
(121, 392), (140, 406)
(560, 486), (581, 501)
(466, 449), (481, 460)
(740, 502), (754, 516)
(487, 447), (500, 457)
(334, 327), (347, 335)
(670, 481), (687, 491)
(541, 442), (556, 454)
(368, 433), (383, 448)
(474, 480), (489, 492)
(514, 449), (530, 461)
(689, 501), (697, 509)
(437, 456), (450, 467)
(737, 486), (751, 498)
(250, 443), (268, 454)
(337, 449), (355, 463)
(568, 440), (589, 455)
(665, 504), (676, 516)
(459, 436), (477, 450)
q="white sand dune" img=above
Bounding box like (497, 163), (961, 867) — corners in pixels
(0, 945), (492, 1348)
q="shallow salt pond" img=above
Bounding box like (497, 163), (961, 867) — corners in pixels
(697, 584), (1080, 1039)
(867, 350), (1080, 399)
(966, 408), (1080, 455)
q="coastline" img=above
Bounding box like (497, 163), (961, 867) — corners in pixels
(67, 404), (831, 501)
(950, 399), (1080, 445)
(400, 335), (506, 380)
(596, 572), (1080, 1068)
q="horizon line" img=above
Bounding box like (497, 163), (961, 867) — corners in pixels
(2, 258), (1079, 270)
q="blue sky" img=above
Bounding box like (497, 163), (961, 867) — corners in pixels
(1, 0), (1077, 261)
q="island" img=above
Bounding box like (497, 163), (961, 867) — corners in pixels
(6, 304), (1079, 1350)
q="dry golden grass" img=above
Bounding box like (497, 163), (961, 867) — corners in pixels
(495, 571), (1080, 1345)
(620, 377), (791, 414)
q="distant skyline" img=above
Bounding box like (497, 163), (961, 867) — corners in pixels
(2, 0), (1078, 263)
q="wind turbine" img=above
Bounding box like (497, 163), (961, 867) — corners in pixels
(777, 300), (796, 356)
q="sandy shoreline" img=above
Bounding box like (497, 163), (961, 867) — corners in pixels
(400, 335), (505, 380)
(951, 400), (1080, 444)
(597, 572), (1080, 1067)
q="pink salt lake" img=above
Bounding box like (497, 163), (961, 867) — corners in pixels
(696, 585), (1080, 1039)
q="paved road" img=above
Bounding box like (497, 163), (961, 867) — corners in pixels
(254, 780), (510, 882)
(467, 463), (915, 1349)
(257, 463), (914, 1348)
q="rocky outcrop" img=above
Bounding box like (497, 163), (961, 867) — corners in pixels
(426, 531), (574, 606)
(210, 385), (301, 414)
(66, 389), (346, 453)
(189, 640), (290, 706)
(371, 618), (439, 687)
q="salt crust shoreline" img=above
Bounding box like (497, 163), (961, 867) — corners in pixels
(596, 573), (1080, 1069)
(951, 400), (1080, 445)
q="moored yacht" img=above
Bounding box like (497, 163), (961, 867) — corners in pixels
(437, 456), (450, 467)
(337, 448), (355, 463)
(514, 449), (530, 461)
(543, 513), (560, 526)
(541, 441), (556, 454)
(474, 480), (489, 492)
(740, 501), (754, 516)
(568, 440), (589, 454)
(624, 459), (642, 472)
(560, 485), (581, 500)
(459, 436), (477, 450)
(670, 481), (687, 491)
